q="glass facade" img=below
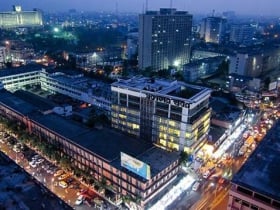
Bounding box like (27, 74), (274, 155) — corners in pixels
(111, 83), (211, 152)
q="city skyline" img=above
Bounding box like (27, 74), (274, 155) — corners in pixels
(2, 0), (280, 16)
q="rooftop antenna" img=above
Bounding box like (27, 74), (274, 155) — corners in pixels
(212, 9), (215, 17)
(145, 0), (148, 12)
(115, 2), (118, 16)
(170, 0), (173, 8)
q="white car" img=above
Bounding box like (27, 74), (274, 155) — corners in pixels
(29, 161), (37, 168)
(192, 181), (201, 191)
(75, 195), (84, 205)
(36, 158), (44, 164)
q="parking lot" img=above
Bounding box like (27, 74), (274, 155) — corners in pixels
(0, 129), (116, 210)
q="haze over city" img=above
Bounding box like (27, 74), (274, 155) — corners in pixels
(0, 0), (280, 209)
(2, 0), (280, 15)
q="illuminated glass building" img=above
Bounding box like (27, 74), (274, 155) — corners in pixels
(139, 8), (192, 71)
(111, 77), (211, 153)
(0, 6), (43, 28)
(200, 16), (226, 44)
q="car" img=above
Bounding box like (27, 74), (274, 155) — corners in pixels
(29, 161), (37, 168)
(203, 168), (215, 179)
(217, 162), (225, 168)
(58, 173), (70, 180)
(75, 195), (84, 205)
(203, 170), (211, 179)
(192, 181), (201, 191)
(32, 155), (40, 161)
(218, 177), (225, 185)
(13, 147), (21, 153)
(54, 170), (65, 177)
(58, 181), (68, 188)
(35, 158), (44, 164)
(66, 177), (74, 184)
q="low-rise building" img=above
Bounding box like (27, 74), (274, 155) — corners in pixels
(228, 120), (280, 210)
(0, 89), (179, 208)
(183, 56), (226, 82)
(0, 65), (111, 111)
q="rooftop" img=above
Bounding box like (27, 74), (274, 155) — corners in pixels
(0, 63), (44, 78)
(208, 125), (227, 144)
(0, 90), (36, 115)
(210, 97), (243, 122)
(112, 77), (210, 101)
(232, 119), (280, 201)
(138, 147), (178, 176)
(30, 113), (152, 162)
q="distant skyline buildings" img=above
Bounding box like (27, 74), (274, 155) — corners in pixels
(1, 0), (280, 16)
(200, 16), (226, 44)
(0, 5), (43, 28)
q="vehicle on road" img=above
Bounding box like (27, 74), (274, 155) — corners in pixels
(75, 195), (85, 205)
(29, 160), (37, 168)
(192, 181), (201, 191)
(58, 173), (70, 180)
(58, 181), (68, 188)
(54, 170), (64, 177)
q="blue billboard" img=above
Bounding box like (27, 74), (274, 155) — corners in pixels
(120, 152), (151, 180)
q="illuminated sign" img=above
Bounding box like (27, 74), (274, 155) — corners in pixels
(146, 94), (191, 108)
(120, 152), (151, 180)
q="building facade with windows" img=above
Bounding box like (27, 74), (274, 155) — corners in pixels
(0, 6), (43, 28)
(0, 89), (179, 208)
(227, 120), (280, 210)
(200, 16), (226, 44)
(0, 65), (111, 111)
(139, 8), (192, 71)
(111, 77), (211, 153)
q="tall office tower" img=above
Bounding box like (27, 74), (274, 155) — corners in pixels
(200, 16), (226, 44)
(139, 8), (192, 71)
(230, 24), (255, 45)
(0, 6), (43, 28)
(111, 77), (211, 153)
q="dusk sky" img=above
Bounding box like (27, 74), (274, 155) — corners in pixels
(1, 0), (280, 15)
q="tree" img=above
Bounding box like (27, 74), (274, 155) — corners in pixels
(59, 155), (72, 170)
(179, 151), (189, 165)
(218, 60), (229, 76)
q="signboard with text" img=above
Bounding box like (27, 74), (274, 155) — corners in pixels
(120, 152), (151, 180)
(146, 93), (191, 108)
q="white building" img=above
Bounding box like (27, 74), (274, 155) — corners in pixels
(0, 65), (111, 111)
(0, 6), (43, 28)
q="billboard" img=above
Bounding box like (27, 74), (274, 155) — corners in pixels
(269, 81), (277, 91)
(120, 152), (151, 180)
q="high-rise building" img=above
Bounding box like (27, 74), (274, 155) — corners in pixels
(200, 16), (226, 44)
(0, 6), (43, 28)
(111, 77), (211, 153)
(230, 24), (255, 45)
(126, 32), (138, 60)
(139, 8), (192, 71)
(227, 120), (280, 210)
